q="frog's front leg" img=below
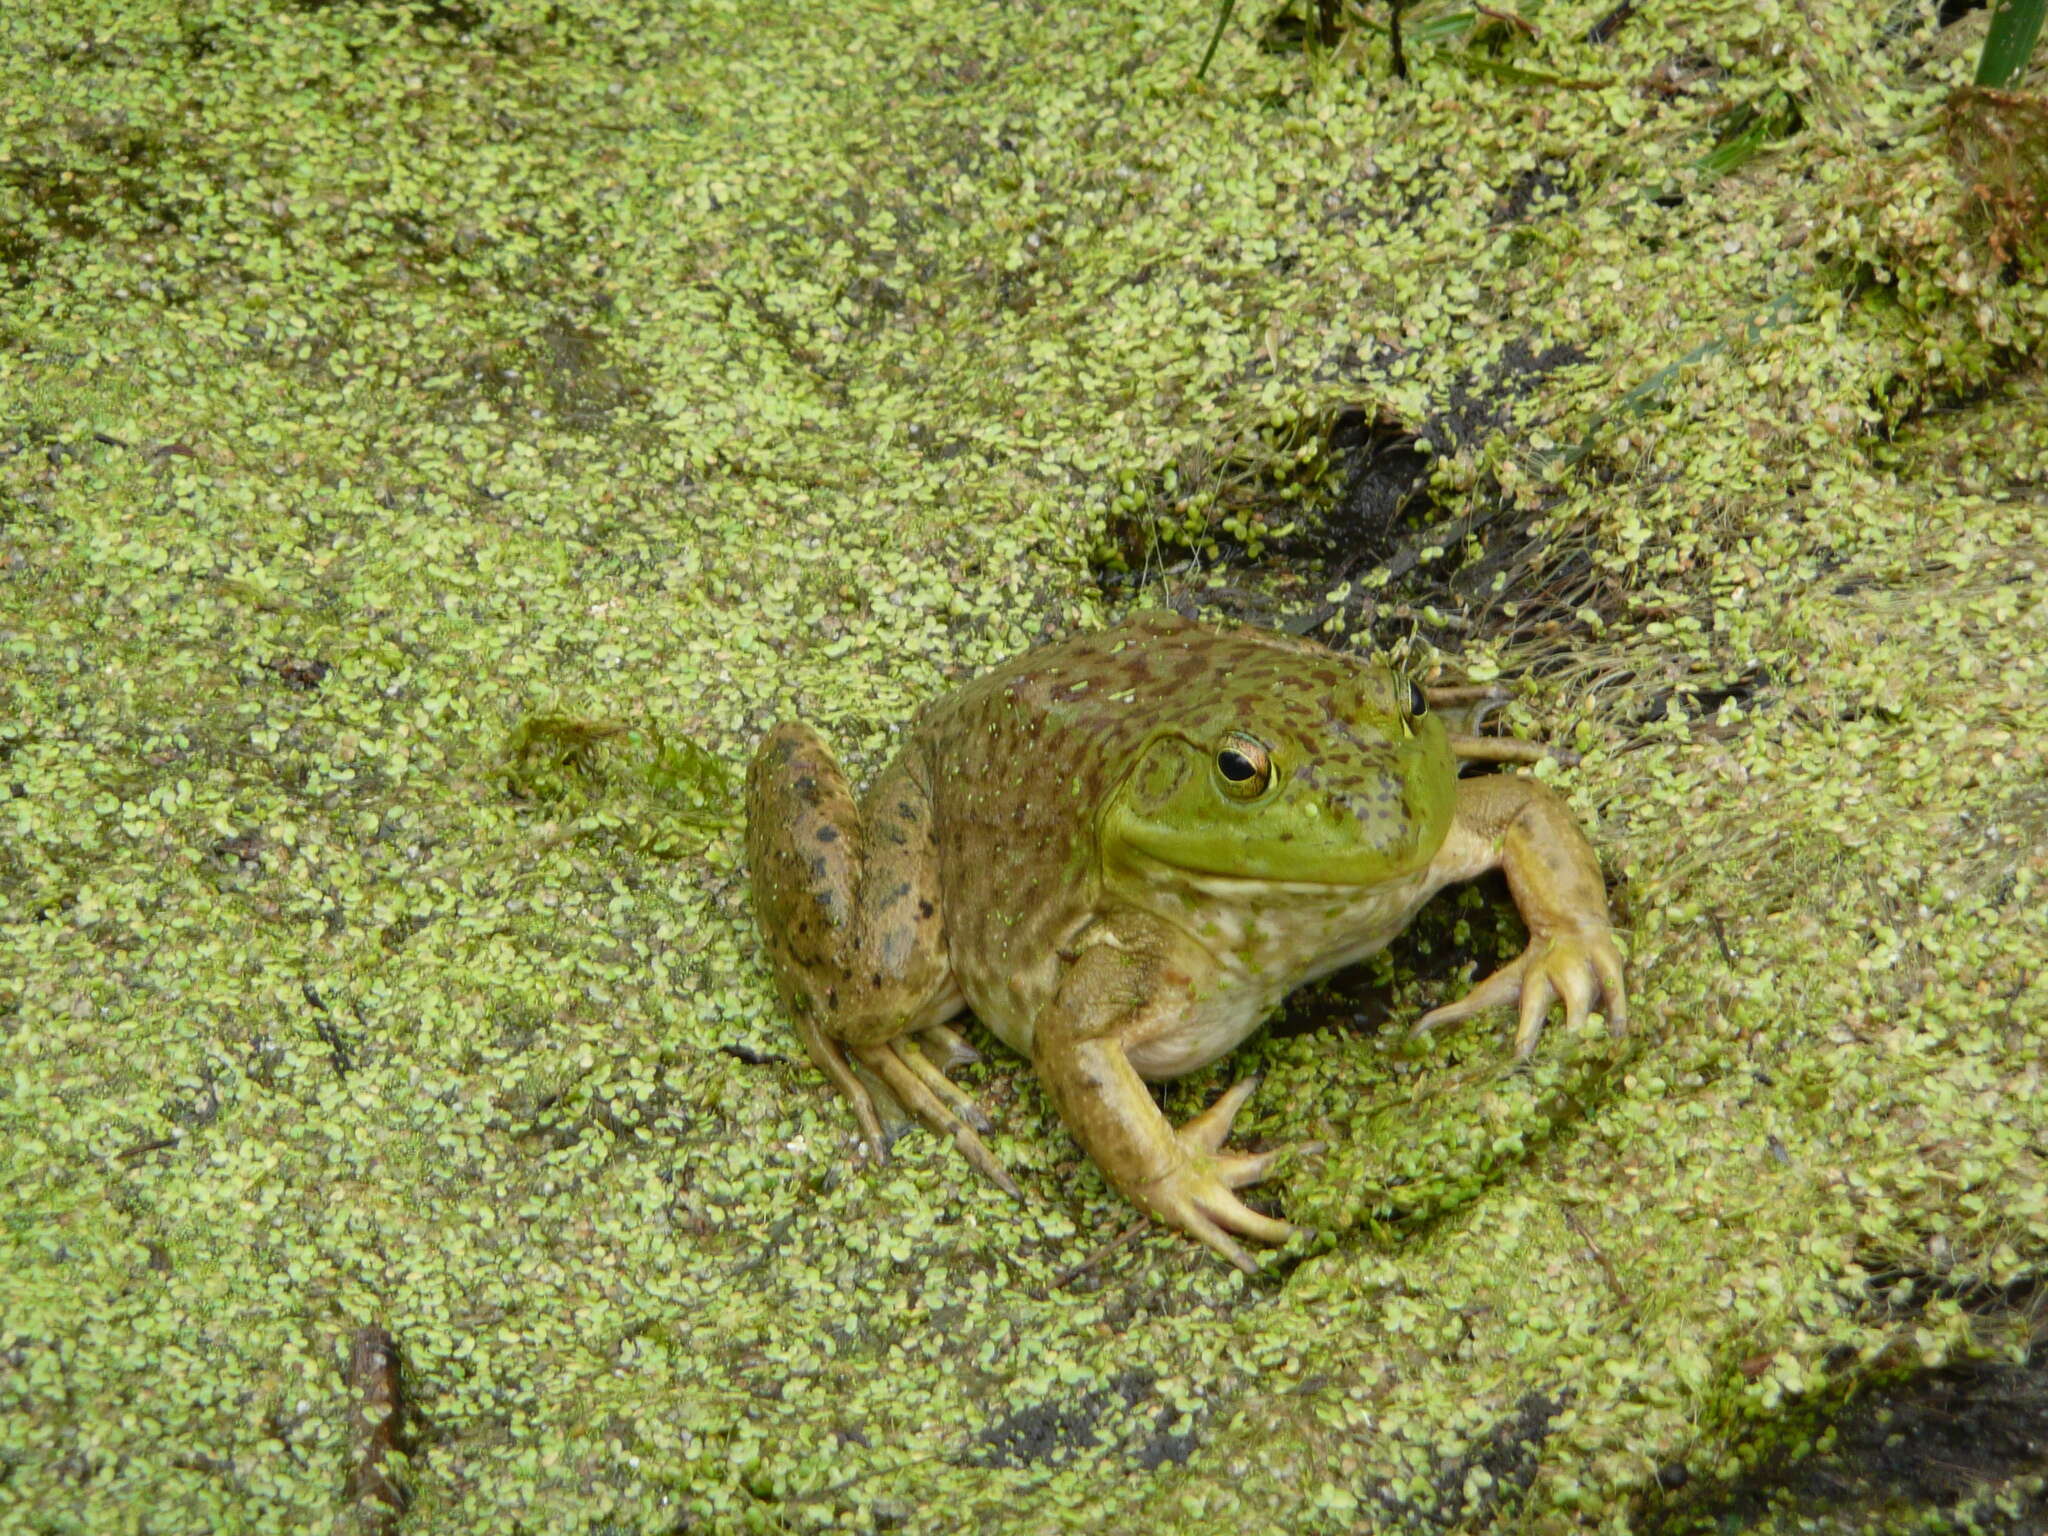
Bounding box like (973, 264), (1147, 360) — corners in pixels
(745, 723), (1017, 1196)
(1414, 773), (1628, 1058)
(1031, 919), (1307, 1273)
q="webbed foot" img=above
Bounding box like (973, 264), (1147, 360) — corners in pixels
(1413, 927), (1628, 1059)
(1133, 1077), (1319, 1274)
(796, 1017), (1018, 1196)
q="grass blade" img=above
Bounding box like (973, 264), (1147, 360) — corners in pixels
(1196, 0), (1240, 80)
(1975, 0), (2044, 88)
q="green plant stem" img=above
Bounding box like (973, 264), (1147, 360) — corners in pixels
(1195, 0), (1239, 80)
(1976, 0), (2044, 87)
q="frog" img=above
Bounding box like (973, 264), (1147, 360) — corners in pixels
(745, 612), (1626, 1270)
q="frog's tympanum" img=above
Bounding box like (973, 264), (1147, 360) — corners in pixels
(746, 613), (1626, 1270)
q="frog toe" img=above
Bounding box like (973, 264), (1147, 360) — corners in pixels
(902, 1035), (991, 1129)
(1179, 1079), (1320, 1188)
(1179, 1075), (1262, 1153)
(1148, 1171), (1300, 1273)
(1213, 1140), (1324, 1190)
(1204, 1193), (1295, 1249)
(1591, 941), (1628, 1034)
(855, 1039), (1021, 1200)
(797, 1015), (892, 1157)
(1514, 929), (1627, 1058)
(917, 1023), (982, 1071)
(1211, 1147), (1282, 1188)
(1133, 1080), (1310, 1268)
(1417, 928), (1628, 1059)
(1511, 967), (1561, 1059)
(1413, 959), (1526, 1035)
(1186, 1217), (1257, 1275)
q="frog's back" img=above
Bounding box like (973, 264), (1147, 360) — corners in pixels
(921, 610), (1354, 748)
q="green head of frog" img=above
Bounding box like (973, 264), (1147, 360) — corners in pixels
(1101, 666), (1457, 885)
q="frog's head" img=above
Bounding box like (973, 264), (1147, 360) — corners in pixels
(1101, 667), (1456, 885)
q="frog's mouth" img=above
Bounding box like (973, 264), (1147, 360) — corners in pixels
(1112, 814), (1448, 887)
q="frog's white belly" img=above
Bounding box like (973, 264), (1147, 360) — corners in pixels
(954, 870), (1439, 1082)
(1126, 871), (1436, 1077)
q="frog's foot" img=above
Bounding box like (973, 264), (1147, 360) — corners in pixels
(1138, 1077), (1316, 1275)
(795, 1014), (893, 1153)
(1413, 927), (1628, 1060)
(851, 1037), (1023, 1200)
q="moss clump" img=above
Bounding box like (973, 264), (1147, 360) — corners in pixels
(503, 713), (735, 857)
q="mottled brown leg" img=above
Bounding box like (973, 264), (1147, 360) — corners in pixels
(747, 723), (1013, 1188)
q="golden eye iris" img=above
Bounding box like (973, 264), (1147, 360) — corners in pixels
(1215, 735), (1272, 799)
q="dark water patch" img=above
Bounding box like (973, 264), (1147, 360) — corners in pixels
(1395, 1390), (1561, 1530)
(965, 1368), (1200, 1471)
(1626, 664), (1769, 728)
(3, 160), (110, 245)
(1492, 167), (1576, 226)
(1258, 1), (1348, 56)
(1281, 343), (1584, 584)
(0, 121), (193, 265)
(1313, 409), (1432, 573)
(1275, 871), (1523, 1044)
(1097, 335), (1587, 628)
(535, 316), (650, 433)
(426, 314), (654, 439)
(1648, 1340), (2048, 1534)
(287, 0), (486, 34)
(0, 227), (38, 292)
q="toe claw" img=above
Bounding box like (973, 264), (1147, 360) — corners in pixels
(1182, 1209), (1258, 1274)
(1201, 1188), (1296, 1248)
(918, 1023), (981, 1071)
(1512, 967), (1558, 1059)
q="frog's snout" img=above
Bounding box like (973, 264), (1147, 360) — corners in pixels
(1301, 763), (1418, 856)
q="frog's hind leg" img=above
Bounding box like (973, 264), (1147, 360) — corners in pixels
(794, 1013), (890, 1154)
(748, 723), (1017, 1194)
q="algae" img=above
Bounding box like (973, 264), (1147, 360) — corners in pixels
(1, 2), (2044, 1533)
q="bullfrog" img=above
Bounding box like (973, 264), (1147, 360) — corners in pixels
(745, 612), (1625, 1270)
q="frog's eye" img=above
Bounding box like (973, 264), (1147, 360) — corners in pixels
(1406, 680), (1428, 717)
(1214, 735), (1272, 800)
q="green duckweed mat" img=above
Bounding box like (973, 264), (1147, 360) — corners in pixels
(2, 2), (2044, 1532)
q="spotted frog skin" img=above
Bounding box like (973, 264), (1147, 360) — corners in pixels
(745, 613), (1626, 1270)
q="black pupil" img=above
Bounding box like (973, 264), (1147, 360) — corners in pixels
(1408, 681), (1427, 715)
(1218, 749), (1258, 782)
